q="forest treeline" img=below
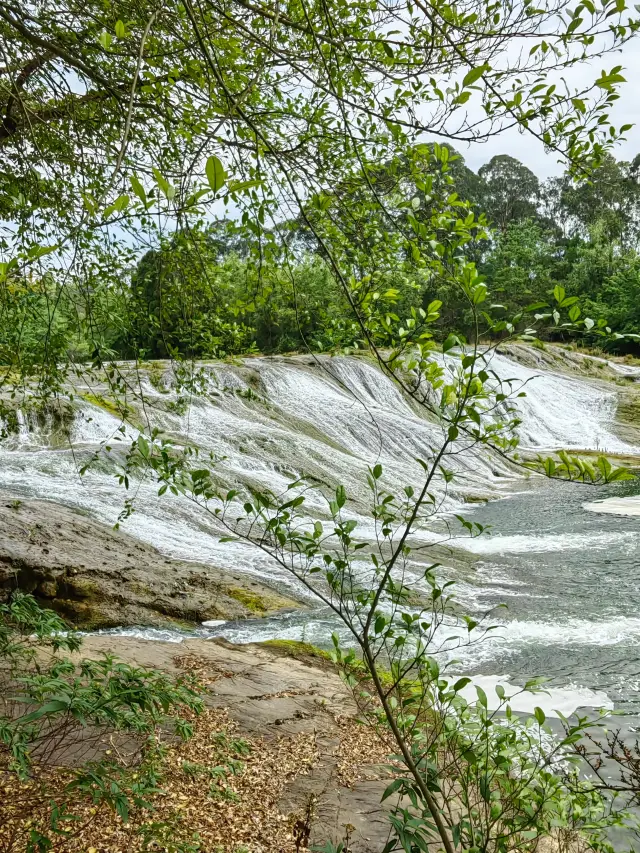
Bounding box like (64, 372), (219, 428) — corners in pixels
(4, 148), (640, 367)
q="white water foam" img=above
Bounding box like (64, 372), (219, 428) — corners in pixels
(584, 495), (640, 517)
(487, 352), (634, 453)
(451, 529), (638, 556)
(458, 674), (613, 717)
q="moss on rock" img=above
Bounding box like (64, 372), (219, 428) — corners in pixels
(227, 586), (294, 616)
(260, 639), (332, 662)
(82, 393), (129, 420)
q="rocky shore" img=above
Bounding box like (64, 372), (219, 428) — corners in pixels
(0, 495), (300, 629)
(76, 634), (392, 852)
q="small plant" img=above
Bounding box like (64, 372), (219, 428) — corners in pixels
(166, 396), (189, 415)
(208, 781), (240, 802)
(181, 760), (213, 779)
(137, 817), (202, 852)
(236, 387), (263, 403)
(211, 731), (252, 757)
(0, 593), (204, 852)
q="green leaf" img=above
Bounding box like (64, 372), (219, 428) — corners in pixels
(475, 685), (488, 707)
(129, 175), (147, 203)
(534, 706), (546, 725)
(553, 285), (566, 304)
(206, 155), (226, 193)
(462, 64), (490, 87)
(137, 435), (150, 459)
(479, 772), (491, 801)
(442, 333), (458, 353)
(103, 194), (129, 218)
(335, 485), (346, 509)
(381, 777), (404, 800)
(152, 167), (174, 200)
(115, 19), (126, 38)
(560, 295), (578, 308)
(472, 284), (487, 304)
(21, 699), (69, 723)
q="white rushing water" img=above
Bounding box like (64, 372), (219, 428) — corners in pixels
(0, 352), (632, 587)
(486, 352), (633, 453)
(1, 351), (638, 716)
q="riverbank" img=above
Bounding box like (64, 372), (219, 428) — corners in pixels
(13, 634), (392, 853)
(0, 495), (300, 629)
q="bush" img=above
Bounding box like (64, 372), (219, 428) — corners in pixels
(0, 593), (203, 852)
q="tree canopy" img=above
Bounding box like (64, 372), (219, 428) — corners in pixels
(1, 0), (640, 389)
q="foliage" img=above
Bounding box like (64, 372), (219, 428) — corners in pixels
(0, 592), (203, 852)
(128, 230), (256, 360)
(140, 443), (633, 853)
(1, 1), (640, 850)
(1, 0), (640, 392)
(477, 155), (541, 234)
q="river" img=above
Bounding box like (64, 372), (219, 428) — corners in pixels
(1, 350), (638, 719)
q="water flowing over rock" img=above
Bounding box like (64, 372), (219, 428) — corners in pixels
(0, 350), (635, 607)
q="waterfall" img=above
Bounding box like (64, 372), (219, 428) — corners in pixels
(0, 351), (635, 593)
(486, 351), (634, 453)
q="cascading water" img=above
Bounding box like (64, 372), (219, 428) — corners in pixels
(1, 351), (638, 716)
(0, 355), (518, 581)
(485, 351), (634, 453)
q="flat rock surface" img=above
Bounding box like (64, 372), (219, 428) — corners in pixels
(79, 634), (394, 851)
(0, 496), (300, 628)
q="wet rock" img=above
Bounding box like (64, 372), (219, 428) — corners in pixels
(36, 579), (57, 598)
(0, 495), (302, 629)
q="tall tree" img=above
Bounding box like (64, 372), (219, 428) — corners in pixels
(477, 154), (541, 232)
(560, 153), (640, 245)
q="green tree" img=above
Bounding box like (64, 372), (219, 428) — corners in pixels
(559, 153), (640, 246)
(483, 219), (558, 311)
(0, 0), (636, 395)
(129, 229), (255, 359)
(477, 155), (541, 232)
(566, 225), (640, 340)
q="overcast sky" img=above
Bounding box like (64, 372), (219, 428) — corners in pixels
(452, 39), (640, 178)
